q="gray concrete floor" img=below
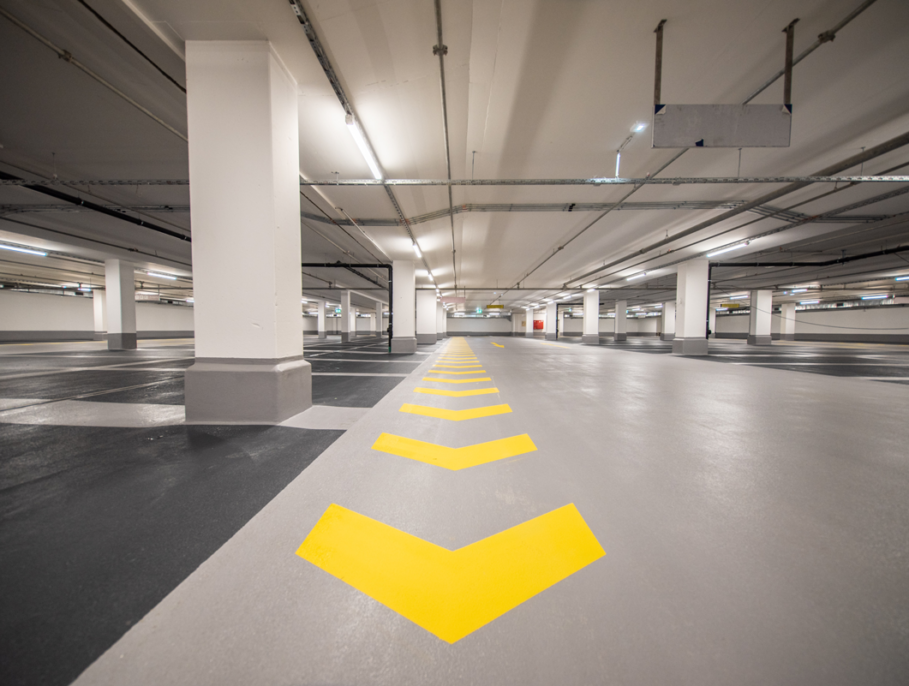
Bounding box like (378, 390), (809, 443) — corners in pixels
(64, 336), (909, 686)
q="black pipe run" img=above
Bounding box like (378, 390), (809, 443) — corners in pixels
(710, 244), (909, 269)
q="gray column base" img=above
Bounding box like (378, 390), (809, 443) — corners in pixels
(672, 337), (709, 356)
(581, 334), (600, 345)
(416, 333), (437, 345)
(614, 333), (627, 342)
(436, 333), (443, 341)
(107, 332), (137, 350)
(779, 333), (795, 341)
(660, 333), (675, 341)
(340, 332), (353, 343)
(525, 332), (535, 337)
(545, 333), (558, 341)
(185, 356), (312, 425)
(391, 337), (417, 353)
(318, 331), (327, 339)
(747, 334), (773, 346)
(93, 332), (106, 341)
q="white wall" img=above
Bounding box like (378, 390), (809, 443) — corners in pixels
(136, 302), (195, 333)
(562, 317), (660, 335)
(446, 317), (513, 334)
(715, 305), (909, 342)
(0, 290), (93, 331)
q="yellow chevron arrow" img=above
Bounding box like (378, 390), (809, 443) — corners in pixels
(492, 342), (504, 348)
(414, 387), (499, 397)
(427, 369), (486, 375)
(372, 432), (535, 469)
(296, 503), (604, 643)
(421, 376), (491, 384)
(400, 403), (511, 420)
(432, 364), (483, 368)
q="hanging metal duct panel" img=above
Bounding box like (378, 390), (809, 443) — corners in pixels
(652, 104), (792, 148)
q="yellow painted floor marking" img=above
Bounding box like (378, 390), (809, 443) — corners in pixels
(296, 503), (605, 643)
(426, 369), (487, 375)
(421, 376), (492, 384)
(540, 341), (571, 349)
(371, 433), (536, 469)
(432, 364), (483, 368)
(492, 342), (504, 348)
(414, 387), (499, 397)
(399, 403), (511, 421)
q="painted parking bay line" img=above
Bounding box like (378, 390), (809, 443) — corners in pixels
(400, 403), (511, 421)
(372, 432), (536, 470)
(432, 364), (483, 369)
(414, 387), (499, 397)
(296, 503), (604, 643)
(426, 369), (487, 375)
(421, 376), (492, 384)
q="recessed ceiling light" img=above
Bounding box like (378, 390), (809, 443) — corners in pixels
(147, 272), (177, 280)
(626, 272), (647, 281)
(0, 243), (47, 256)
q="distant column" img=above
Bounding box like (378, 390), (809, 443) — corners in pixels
(614, 300), (627, 342)
(780, 302), (796, 341)
(525, 307), (534, 337)
(375, 301), (384, 337)
(416, 290), (437, 345)
(708, 307), (717, 339)
(391, 260), (416, 353)
(340, 291), (352, 343)
(545, 302), (558, 341)
(92, 290), (106, 341)
(672, 259), (709, 356)
(105, 259), (136, 350)
(660, 301), (676, 341)
(582, 289), (599, 344)
(436, 301), (445, 340)
(316, 299), (326, 339)
(748, 289), (773, 346)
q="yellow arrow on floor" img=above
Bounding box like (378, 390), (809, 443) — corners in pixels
(296, 503), (605, 643)
(400, 403), (511, 420)
(426, 369), (486, 375)
(414, 387), (499, 397)
(492, 342), (504, 348)
(372, 432), (536, 469)
(421, 377), (492, 384)
(432, 364), (483, 368)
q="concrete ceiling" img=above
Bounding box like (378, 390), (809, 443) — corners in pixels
(1, 0), (908, 312)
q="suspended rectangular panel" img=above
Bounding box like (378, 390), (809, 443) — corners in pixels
(652, 104), (792, 148)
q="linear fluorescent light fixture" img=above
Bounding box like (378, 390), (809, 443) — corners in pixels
(412, 243), (422, 258)
(632, 122), (647, 133)
(799, 300), (819, 304)
(896, 276), (909, 281)
(345, 114), (383, 180)
(861, 294), (888, 300)
(0, 243), (47, 256)
(706, 243), (748, 258)
(729, 294), (748, 300)
(626, 272), (647, 281)
(147, 272), (177, 280)
(791, 288), (808, 294)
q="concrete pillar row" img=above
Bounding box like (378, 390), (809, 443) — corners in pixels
(780, 302), (797, 340)
(582, 290), (599, 344)
(436, 301), (445, 340)
(92, 290), (107, 341)
(748, 290), (774, 346)
(391, 260), (416, 353)
(614, 300), (627, 342)
(672, 259), (709, 356)
(660, 301), (676, 341)
(525, 307), (534, 337)
(105, 259), (136, 350)
(316, 299), (327, 339)
(340, 291), (352, 343)
(183, 41), (311, 424)
(375, 301), (384, 337)
(545, 302), (558, 341)
(416, 290), (437, 345)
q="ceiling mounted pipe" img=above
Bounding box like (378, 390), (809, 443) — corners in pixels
(433, 0), (458, 289)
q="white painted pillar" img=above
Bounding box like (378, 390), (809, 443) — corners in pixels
(614, 300), (627, 342)
(545, 302), (558, 341)
(708, 308), (717, 339)
(391, 260), (416, 353)
(183, 41), (309, 424)
(436, 301), (445, 340)
(416, 290), (437, 345)
(748, 289), (773, 346)
(375, 301), (384, 337)
(673, 258), (709, 355)
(316, 299), (326, 339)
(340, 291), (352, 343)
(104, 259), (136, 350)
(558, 308), (566, 340)
(525, 307), (534, 337)
(780, 302), (796, 341)
(582, 289), (599, 344)
(93, 290), (107, 341)
(660, 301), (676, 341)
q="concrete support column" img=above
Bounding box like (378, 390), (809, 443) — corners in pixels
(672, 259), (709, 355)
(369, 308), (377, 334)
(340, 291), (352, 343)
(748, 289), (773, 346)
(104, 259), (136, 350)
(416, 290), (437, 345)
(92, 290), (106, 341)
(436, 301), (445, 340)
(375, 301), (384, 337)
(708, 308), (717, 339)
(183, 41), (310, 424)
(316, 299), (326, 339)
(780, 302), (796, 341)
(391, 260), (416, 353)
(582, 289), (599, 344)
(545, 302), (558, 341)
(525, 307), (534, 337)
(660, 301), (676, 341)
(614, 300), (627, 342)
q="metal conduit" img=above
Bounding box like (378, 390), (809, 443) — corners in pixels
(433, 0), (458, 289)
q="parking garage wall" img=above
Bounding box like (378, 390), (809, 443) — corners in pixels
(445, 317), (513, 335)
(715, 305), (909, 344)
(561, 317), (660, 336)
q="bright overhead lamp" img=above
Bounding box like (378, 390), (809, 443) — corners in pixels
(632, 122), (647, 133)
(147, 272), (177, 280)
(412, 243), (422, 258)
(729, 294), (748, 300)
(78, 286), (92, 291)
(345, 114), (383, 180)
(895, 276), (909, 281)
(626, 272), (647, 281)
(861, 294), (888, 300)
(799, 300), (819, 304)
(0, 243), (47, 256)
(715, 307), (728, 311)
(586, 288), (596, 293)
(706, 243), (748, 258)
(790, 288), (808, 294)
